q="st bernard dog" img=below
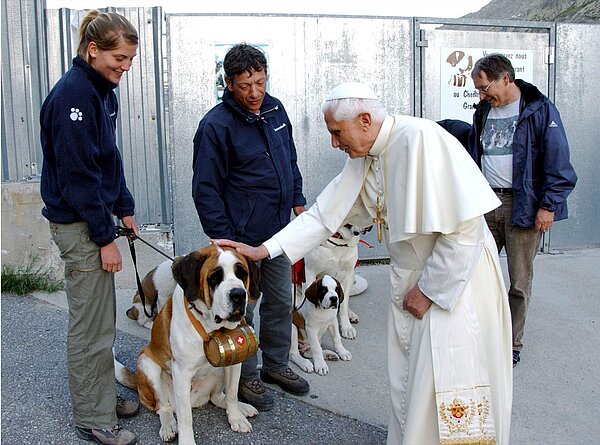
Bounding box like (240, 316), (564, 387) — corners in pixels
(115, 245), (260, 445)
(125, 258), (176, 328)
(290, 274), (352, 375)
(303, 223), (371, 339)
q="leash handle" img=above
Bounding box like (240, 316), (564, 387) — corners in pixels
(115, 226), (175, 262)
(115, 226), (163, 319)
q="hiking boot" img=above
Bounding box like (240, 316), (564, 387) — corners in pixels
(513, 350), (521, 368)
(75, 424), (137, 445)
(238, 378), (274, 411)
(116, 396), (139, 419)
(261, 367), (310, 396)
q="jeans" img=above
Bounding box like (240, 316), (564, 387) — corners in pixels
(484, 192), (542, 352)
(241, 254), (293, 379)
(49, 221), (118, 429)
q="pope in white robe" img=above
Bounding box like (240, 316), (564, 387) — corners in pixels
(216, 82), (512, 445)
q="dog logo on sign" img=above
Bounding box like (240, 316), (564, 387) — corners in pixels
(446, 50), (473, 88)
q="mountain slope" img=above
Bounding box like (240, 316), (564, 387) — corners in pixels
(465, 0), (600, 24)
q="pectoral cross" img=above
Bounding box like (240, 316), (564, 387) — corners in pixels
(373, 196), (386, 243)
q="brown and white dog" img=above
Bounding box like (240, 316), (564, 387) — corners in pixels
(290, 274), (352, 375)
(115, 245), (260, 445)
(303, 224), (371, 339)
(125, 258), (176, 328)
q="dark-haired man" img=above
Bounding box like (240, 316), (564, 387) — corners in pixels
(468, 53), (577, 367)
(192, 43), (309, 411)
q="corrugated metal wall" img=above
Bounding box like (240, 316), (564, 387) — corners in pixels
(1, 0), (48, 181)
(2, 2), (171, 227)
(2, 2), (598, 253)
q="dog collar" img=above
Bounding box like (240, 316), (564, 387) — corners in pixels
(327, 238), (350, 247)
(184, 299), (211, 342)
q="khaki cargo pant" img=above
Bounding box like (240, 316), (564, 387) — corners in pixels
(49, 221), (118, 429)
(484, 192), (543, 352)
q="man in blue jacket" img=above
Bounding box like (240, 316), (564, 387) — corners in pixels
(192, 43), (309, 410)
(468, 53), (577, 367)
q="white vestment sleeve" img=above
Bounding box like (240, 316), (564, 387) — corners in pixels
(263, 238), (283, 259)
(417, 216), (485, 311)
(271, 200), (337, 264)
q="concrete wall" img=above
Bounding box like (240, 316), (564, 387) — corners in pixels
(0, 181), (175, 281)
(1, 182), (63, 280)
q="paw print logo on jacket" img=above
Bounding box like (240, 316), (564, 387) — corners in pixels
(69, 108), (83, 122)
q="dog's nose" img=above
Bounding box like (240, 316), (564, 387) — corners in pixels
(229, 288), (246, 306)
(329, 296), (338, 307)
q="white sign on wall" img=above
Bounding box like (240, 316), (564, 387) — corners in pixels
(440, 48), (534, 122)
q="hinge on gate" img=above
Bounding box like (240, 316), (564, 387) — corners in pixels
(416, 30), (428, 48)
(545, 46), (555, 65)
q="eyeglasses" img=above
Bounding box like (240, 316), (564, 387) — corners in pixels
(476, 80), (496, 95)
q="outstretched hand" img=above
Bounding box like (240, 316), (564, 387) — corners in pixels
(212, 239), (269, 261)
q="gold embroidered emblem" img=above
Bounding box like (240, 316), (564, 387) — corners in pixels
(439, 398), (473, 434)
(438, 397), (496, 444)
(450, 399), (468, 419)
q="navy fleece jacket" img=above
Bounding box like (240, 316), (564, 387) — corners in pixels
(40, 56), (134, 247)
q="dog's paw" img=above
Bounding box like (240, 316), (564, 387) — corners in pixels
(314, 359), (329, 376)
(158, 414), (178, 442)
(291, 355), (314, 373)
(340, 324), (357, 340)
(348, 309), (359, 324)
(228, 415), (253, 433)
(323, 349), (340, 361)
(337, 348), (352, 361)
(238, 402), (258, 418)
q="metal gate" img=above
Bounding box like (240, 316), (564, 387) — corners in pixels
(2, 3), (598, 254)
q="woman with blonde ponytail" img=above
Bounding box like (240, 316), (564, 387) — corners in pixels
(40, 10), (140, 445)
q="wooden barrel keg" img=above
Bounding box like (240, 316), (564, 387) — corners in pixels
(203, 324), (259, 367)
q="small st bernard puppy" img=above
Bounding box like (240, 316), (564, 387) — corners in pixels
(115, 245), (260, 445)
(125, 258), (176, 328)
(290, 274), (352, 375)
(304, 223), (371, 339)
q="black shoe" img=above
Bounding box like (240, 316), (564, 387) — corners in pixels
(238, 378), (274, 411)
(75, 425), (137, 445)
(116, 396), (139, 419)
(513, 350), (521, 367)
(261, 367), (310, 396)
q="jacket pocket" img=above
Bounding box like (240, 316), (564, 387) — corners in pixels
(233, 192), (258, 237)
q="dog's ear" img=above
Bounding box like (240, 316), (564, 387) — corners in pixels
(334, 277), (345, 304)
(304, 280), (321, 308)
(171, 251), (207, 301)
(246, 258), (261, 303)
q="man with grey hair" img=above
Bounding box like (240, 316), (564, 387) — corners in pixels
(216, 81), (513, 444)
(469, 53), (577, 368)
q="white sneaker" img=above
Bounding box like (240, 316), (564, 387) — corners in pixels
(350, 274), (368, 296)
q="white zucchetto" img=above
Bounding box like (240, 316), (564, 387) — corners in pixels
(325, 82), (379, 101)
